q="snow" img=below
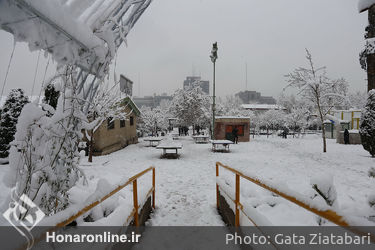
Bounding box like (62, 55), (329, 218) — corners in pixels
(216, 116), (250, 119)
(358, 0), (375, 12)
(0, 134), (374, 227)
(241, 104), (286, 110)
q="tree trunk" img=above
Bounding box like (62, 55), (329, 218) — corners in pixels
(315, 90), (327, 153)
(88, 130), (93, 163)
(321, 124), (327, 153)
(367, 6), (375, 91)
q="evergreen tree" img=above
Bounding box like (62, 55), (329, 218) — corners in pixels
(360, 90), (375, 157)
(0, 89), (29, 158)
(43, 83), (60, 109)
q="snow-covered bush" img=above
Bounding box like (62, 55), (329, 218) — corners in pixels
(369, 194), (375, 208)
(310, 174), (338, 225)
(3, 66), (85, 216)
(0, 89), (29, 158)
(360, 90), (375, 157)
(310, 174), (338, 208)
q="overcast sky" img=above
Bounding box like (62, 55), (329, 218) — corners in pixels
(0, 0), (369, 99)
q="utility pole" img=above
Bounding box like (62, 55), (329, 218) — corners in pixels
(210, 42), (218, 139)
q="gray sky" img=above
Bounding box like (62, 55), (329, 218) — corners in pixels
(0, 0), (369, 99)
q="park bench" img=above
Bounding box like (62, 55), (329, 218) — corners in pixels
(211, 140), (234, 152)
(156, 142), (183, 159)
(192, 135), (210, 144)
(171, 133), (179, 140)
(144, 137), (163, 147)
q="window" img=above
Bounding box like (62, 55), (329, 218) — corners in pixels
(120, 119), (126, 128)
(107, 117), (114, 130)
(130, 116), (134, 126)
(225, 125), (245, 136)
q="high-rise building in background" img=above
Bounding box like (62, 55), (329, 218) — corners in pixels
(183, 76), (209, 94)
(133, 93), (172, 108)
(235, 90), (276, 104)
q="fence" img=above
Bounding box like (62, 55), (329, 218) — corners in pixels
(215, 162), (373, 240)
(25, 166), (155, 249)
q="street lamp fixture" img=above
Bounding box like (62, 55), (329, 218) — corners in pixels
(210, 42), (218, 139)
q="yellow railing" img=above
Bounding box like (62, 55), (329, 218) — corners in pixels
(216, 161), (350, 227)
(57, 166), (155, 227)
(24, 166), (155, 249)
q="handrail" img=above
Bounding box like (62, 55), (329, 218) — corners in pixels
(216, 161), (349, 227)
(57, 166), (155, 227)
(215, 161), (375, 243)
(24, 166), (155, 250)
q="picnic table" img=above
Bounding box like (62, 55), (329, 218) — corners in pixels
(143, 137), (163, 147)
(156, 142), (183, 158)
(171, 133), (179, 140)
(211, 140), (234, 152)
(192, 135), (210, 144)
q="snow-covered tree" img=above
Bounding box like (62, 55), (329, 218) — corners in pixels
(360, 90), (375, 157)
(217, 95), (243, 116)
(287, 107), (308, 136)
(285, 49), (349, 152)
(258, 110), (286, 137)
(0, 89), (29, 158)
(349, 90), (368, 109)
(138, 106), (168, 136)
(3, 66), (86, 216)
(169, 86), (211, 128)
(278, 93), (298, 113)
(43, 83), (60, 110)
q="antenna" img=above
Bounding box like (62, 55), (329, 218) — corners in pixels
(245, 62), (248, 90)
(138, 73), (141, 97)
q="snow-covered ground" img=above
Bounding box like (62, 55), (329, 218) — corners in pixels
(1, 134), (374, 227)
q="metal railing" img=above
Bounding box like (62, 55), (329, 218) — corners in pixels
(216, 161), (351, 227)
(25, 166), (155, 249)
(57, 166), (155, 227)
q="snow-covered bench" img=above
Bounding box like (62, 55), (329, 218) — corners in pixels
(171, 133), (179, 140)
(144, 137), (163, 147)
(192, 135), (210, 144)
(156, 142), (183, 158)
(211, 140), (234, 152)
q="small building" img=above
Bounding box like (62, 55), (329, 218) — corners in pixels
(323, 119), (350, 139)
(214, 117), (250, 142)
(90, 97), (141, 156)
(329, 110), (362, 130)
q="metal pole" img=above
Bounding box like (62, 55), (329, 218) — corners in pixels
(212, 61), (216, 140)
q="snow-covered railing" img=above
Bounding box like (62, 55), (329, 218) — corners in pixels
(24, 166), (155, 249)
(56, 166), (155, 227)
(215, 162), (372, 236)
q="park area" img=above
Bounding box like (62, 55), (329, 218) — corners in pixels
(1, 134), (373, 227)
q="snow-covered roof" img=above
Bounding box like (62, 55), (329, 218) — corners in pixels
(241, 104), (286, 110)
(358, 0), (375, 12)
(216, 116), (250, 119)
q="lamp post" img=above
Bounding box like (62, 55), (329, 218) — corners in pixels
(210, 42), (218, 139)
